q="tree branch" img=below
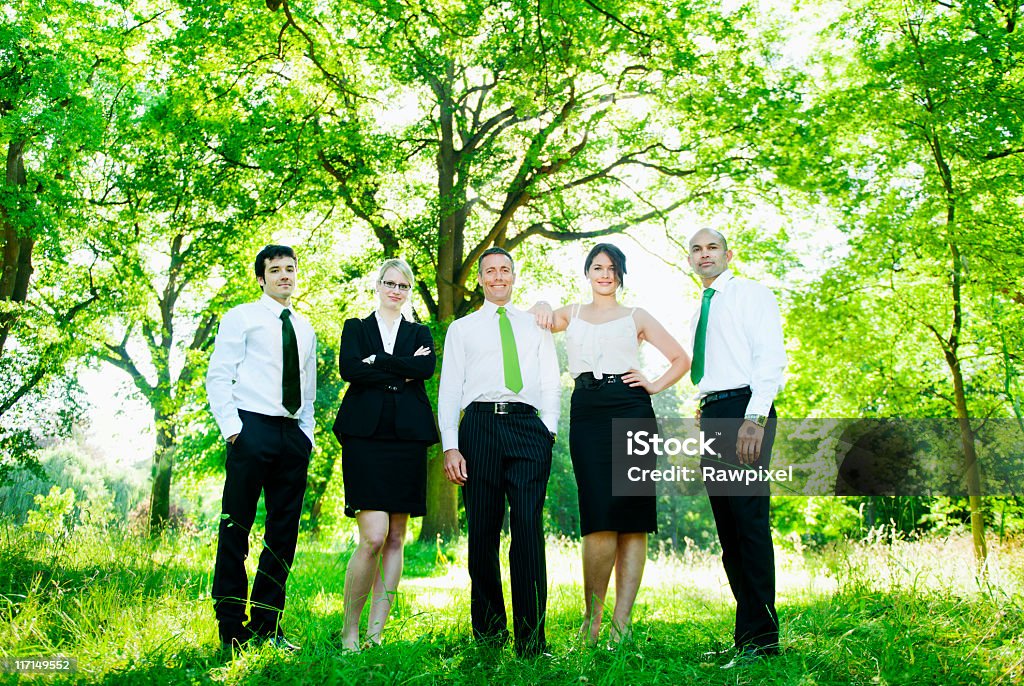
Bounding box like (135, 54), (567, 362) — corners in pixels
(506, 198), (688, 251)
(581, 0), (654, 40)
(983, 146), (1024, 160)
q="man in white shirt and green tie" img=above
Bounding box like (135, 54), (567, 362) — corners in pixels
(438, 246), (560, 658)
(688, 229), (787, 668)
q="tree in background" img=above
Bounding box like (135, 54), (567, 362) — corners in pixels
(234, 0), (790, 539)
(62, 3), (325, 532)
(0, 0), (129, 480)
(784, 0), (1024, 562)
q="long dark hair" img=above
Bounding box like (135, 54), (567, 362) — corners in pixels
(584, 243), (627, 289)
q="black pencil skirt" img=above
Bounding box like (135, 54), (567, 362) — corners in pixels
(570, 377), (658, 536)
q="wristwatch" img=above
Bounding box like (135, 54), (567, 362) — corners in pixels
(744, 414), (768, 427)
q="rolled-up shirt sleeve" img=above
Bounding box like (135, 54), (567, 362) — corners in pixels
(206, 309), (246, 440)
(745, 287), (786, 417)
(437, 321), (466, 451)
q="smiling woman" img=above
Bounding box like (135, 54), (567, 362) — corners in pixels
(528, 242), (691, 647)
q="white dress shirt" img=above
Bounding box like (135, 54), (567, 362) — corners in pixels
(438, 300), (561, 451)
(689, 270), (786, 416)
(206, 293), (318, 444)
(374, 310), (400, 354)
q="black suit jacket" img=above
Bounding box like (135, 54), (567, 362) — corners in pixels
(332, 313), (440, 444)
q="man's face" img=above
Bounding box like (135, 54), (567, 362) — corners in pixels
(687, 231), (732, 284)
(478, 253), (516, 305)
(258, 255), (297, 303)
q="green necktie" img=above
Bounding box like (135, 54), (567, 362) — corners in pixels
(281, 309), (301, 414)
(690, 287), (715, 384)
(497, 306), (523, 394)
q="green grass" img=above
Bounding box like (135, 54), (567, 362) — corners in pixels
(1, 521), (1023, 685)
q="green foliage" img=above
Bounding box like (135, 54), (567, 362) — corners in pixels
(0, 443), (144, 524)
(772, 497), (865, 547)
(2, 522), (1023, 684)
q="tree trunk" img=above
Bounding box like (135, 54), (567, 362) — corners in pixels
(304, 450), (338, 533)
(948, 355), (987, 564)
(0, 140), (33, 358)
(148, 415), (176, 534)
(419, 63), (464, 543)
(945, 238), (988, 565)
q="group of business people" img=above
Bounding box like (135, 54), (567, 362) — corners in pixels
(204, 230), (787, 668)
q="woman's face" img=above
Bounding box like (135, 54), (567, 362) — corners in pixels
(587, 251), (619, 294)
(377, 267), (411, 310)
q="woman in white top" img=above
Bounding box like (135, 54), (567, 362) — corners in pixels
(534, 243), (689, 645)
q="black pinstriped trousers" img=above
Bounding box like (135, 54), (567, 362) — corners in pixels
(459, 404), (553, 656)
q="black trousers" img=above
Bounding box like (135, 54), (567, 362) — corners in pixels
(212, 410), (311, 637)
(459, 405), (553, 655)
(700, 394), (779, 651)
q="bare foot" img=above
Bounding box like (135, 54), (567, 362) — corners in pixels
(609, 623), (633, 648)
(578, 620), (599, 647)
(339, 636), (361, 653)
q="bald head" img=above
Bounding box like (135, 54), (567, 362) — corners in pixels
(687, 228), (733, 286)
(688, 228), (728, 252)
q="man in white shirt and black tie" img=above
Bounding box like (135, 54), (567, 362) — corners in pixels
(688, 229), (787, 668)
(438, 247), (560, 658)
(206, 244), (317, 652)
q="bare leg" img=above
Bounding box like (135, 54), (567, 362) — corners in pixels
(341, 510), (388, 651)
(609, 532), (647, 644)
(365, 513), (409, 645)
(580, 531), (617, 644)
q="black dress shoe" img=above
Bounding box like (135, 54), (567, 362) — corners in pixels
(263, 634), (301, 652)
(516, 646), (552, 660)
(701, 645), (736, 660)
(219, 625), (254, 652)
(721, 644), (777, 670)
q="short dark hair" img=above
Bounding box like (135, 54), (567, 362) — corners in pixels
(254, 245), (297, 280)
(584, 243), (627, 289)
(477, 246), (514, 273)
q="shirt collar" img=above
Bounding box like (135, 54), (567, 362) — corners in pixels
(704, 269), (735, 293)
(374, 309), (404, 329)
(260, 293), (292, 316)
(481, 299), (517, 317)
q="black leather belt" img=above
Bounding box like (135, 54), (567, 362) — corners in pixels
(466, 401), (537, 415)
(575, 372), (626, 389)
(239, 409), (299, 423)
(698, 386), (751, 409)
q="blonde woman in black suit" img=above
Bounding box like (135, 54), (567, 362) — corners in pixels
(332, 258), (440, 651)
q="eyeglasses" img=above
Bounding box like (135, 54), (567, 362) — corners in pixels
(380, 280), (411, 292)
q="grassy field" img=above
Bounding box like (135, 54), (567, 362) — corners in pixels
(2, 513), (1023, 685)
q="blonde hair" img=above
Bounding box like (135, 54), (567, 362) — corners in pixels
(377, 258), (414, 286)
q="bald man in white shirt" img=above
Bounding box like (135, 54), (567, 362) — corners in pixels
(438, 246), (560, 658)
(688, 229), (786, 667)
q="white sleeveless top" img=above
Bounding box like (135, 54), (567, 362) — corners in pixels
(566, 304), (641, 379)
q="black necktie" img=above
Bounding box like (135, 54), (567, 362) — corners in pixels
(281, 309), (301, 414)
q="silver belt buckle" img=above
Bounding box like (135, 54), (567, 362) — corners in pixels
(494, 402), (509, 415)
